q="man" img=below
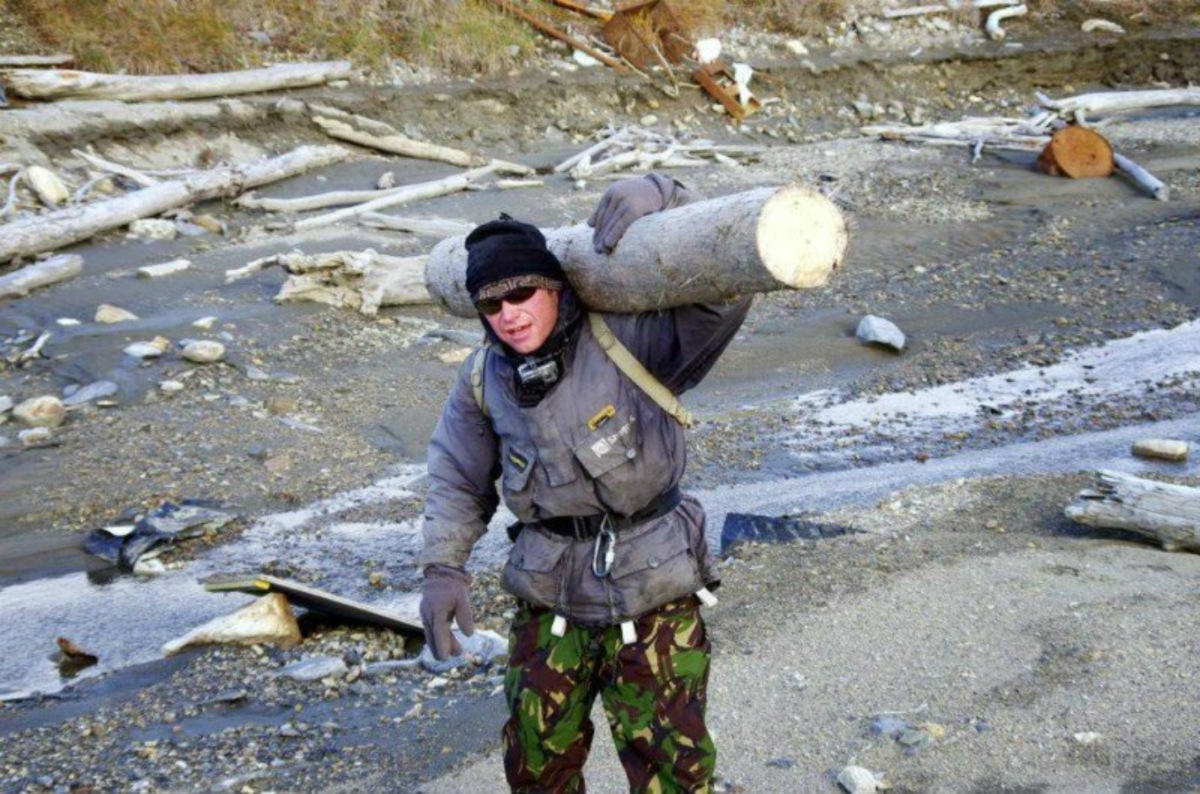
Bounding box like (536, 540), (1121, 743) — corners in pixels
(419, 173), (752, 793)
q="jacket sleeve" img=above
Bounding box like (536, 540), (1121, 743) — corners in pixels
(419, 359), (501, 569)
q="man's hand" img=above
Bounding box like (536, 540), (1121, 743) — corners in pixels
(419, 564), (476, 660)
(587, 173), (684, 254)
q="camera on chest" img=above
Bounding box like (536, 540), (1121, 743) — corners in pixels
(517, 356), (560, 389)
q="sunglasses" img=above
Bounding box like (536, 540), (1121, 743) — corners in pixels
(475, 286), (539, 315)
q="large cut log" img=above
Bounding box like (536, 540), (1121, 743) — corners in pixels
(0, 145), (349, 264)
(2, 61), (353, 102)
(1065, 470), (1200, 553)
(425, 184), (848, 317)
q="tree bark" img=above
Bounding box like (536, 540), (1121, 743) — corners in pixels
(2, 62), (353, 102)
(1065, 470), (1200, 553)
(0, 254), (82, 299)
(425, 184), (848, 317)
(0, 145), (350, 264)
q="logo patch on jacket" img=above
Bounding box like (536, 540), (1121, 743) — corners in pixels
(590, 418), (634, 457)
(507, 450), (530, 472)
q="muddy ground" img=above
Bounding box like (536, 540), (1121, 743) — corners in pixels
(1, 9), (1199, 794)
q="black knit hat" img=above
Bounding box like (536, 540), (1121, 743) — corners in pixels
(465, 218), (565, 302)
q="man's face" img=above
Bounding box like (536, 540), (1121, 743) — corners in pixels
(480, 287), (560, 354)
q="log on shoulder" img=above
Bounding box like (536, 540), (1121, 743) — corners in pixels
(425, 184), (848, 317)
(1065, 470), (1200, 553)
(2, 61), (353, 102)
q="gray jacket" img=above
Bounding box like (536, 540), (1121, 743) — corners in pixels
(421, 296), (751, 625)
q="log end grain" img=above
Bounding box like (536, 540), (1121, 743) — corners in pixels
(757, 185), (849, 289)
(1037, 126), (1114, 178)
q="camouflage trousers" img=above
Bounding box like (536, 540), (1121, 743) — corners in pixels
(502, 598), (716, 794)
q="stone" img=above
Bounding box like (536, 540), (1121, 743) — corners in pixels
(56, 318), (81, 327)
(24, 165), (70, 206)
(128, 218), (178, 240)
(1131, 439), (1189, 462)
(785, 39), (809, 56)
(181, 341), (226, 364)
(63, 381), (119, 407)
(191, 215), (225, 235)
(276, 656), (348, 682)
(0, 395), (12, 414)
(856, 315), (906, 352)
(377, 171), (396, 189)
(162, 593), (301, 655)
(159, 380), (184, 393)
(13, 395), (67, 428)
(417, 629), (507, 674)
(124, 337), (170, 359)
(19, 427), (53, 446)
(192, 316), (218, 330)
(95, 304), (139, 323)
(1073, 731), (1103, 745)
(266, 395), (296, 415)
(837, 765), (879, 794)
(136, 259), (192, 279)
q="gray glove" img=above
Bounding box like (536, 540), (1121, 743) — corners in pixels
(419, 564), (475, 660)
(587, 173), (686, 254)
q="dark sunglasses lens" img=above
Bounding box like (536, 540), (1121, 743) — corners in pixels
(475, 287), (538, 315)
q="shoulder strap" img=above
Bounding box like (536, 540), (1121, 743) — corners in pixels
(587, 312), (693, 427)
(469, 344), (490, 418)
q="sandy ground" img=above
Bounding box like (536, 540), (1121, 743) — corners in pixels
(1, 9), (1199, 794)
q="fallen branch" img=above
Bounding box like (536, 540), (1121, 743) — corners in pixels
(558, 125), (766, 179)
(0, 254), (83, 300)
(0, 54), (73, 67)
(292, 164), (499, 231)
(72, 149), (160, 188)
(358, 213), (475, 237)
(227, 250), (430, 315)
(883, 0), (1017, 18)
(2, 61), (353, 102)
(1037, 88), (1200, 122)
(1114, 152), (1169, 201)
(426, 184), (848, 317)
(484, 0), (628, 71)
(237, 184), (408, 213)
(1066, 470), (1200, 553)
(985, 4), (1026, 40)
(0, 145), (350, 264)
(310, 112), (533, 176)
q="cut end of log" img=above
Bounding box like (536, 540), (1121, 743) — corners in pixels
(757, 186), (849, 289)
(1037, 126), (1114, 178)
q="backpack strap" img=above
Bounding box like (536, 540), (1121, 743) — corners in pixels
(587, 312), (693, 428)
(469, 344), (490, 419)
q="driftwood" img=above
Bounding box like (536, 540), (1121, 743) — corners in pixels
(1113, 153), (1169, 202)
(0, 54), (73, 67)
(359, 213), (475, 237)
(310, 110), (533, 176)
(1037, 88), (1200, 122)
(0, 254), (82, 299)
(226, 250), (430, 315)
(556, 125), (766, 179)
(0, 145), (350, 264)
(1066, 470), (1200, 553)
(2, 61), (353, 102)
(291, 164), (499, 231)
(426, 184), (848, 317)
(484, 0), (628, 71)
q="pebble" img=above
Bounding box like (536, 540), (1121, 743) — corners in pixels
(129, 218), (178, 240)
(95, 304), (140, 323)
(124, 338), (170, 359)
(159, 380), (185, 393)
(0, 395), (11, 414)
(276, 656), (348, 682)
(23, 165), (69, 205)
(193, 316), (218, 330)
(13, 395), (67, 427)
(56, 317), (81, 327)
(137, 259), (191, 279)
(1131, 438), (1189, 462)
(182, 340), (227, 364)
(856, 315), (906, 352)
(190, 215), (225, 235)
(837, 765), (880, 793)
(19, 427), (53, 446)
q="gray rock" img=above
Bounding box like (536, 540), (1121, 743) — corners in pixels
(0, 395), (12, 414)
(19, 427), (53, 446)
(14, 395), (66, 427)
(417, 629), (507, 674)
(276, 656), (348, 682)
(856, 315), (906, 352)
(837, 765), (879, 794)
(63, 381), (119, 407)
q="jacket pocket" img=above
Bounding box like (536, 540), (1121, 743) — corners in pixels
(608, 514), (703, 621)
(573, 415), (638, 480)
(500, 528), (568, 611)
(501, 442), (536, 494)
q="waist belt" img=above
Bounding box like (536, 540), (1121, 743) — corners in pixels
(538, 486), (681, 540)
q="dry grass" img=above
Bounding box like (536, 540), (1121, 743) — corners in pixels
(4, 0), (1197, 77)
